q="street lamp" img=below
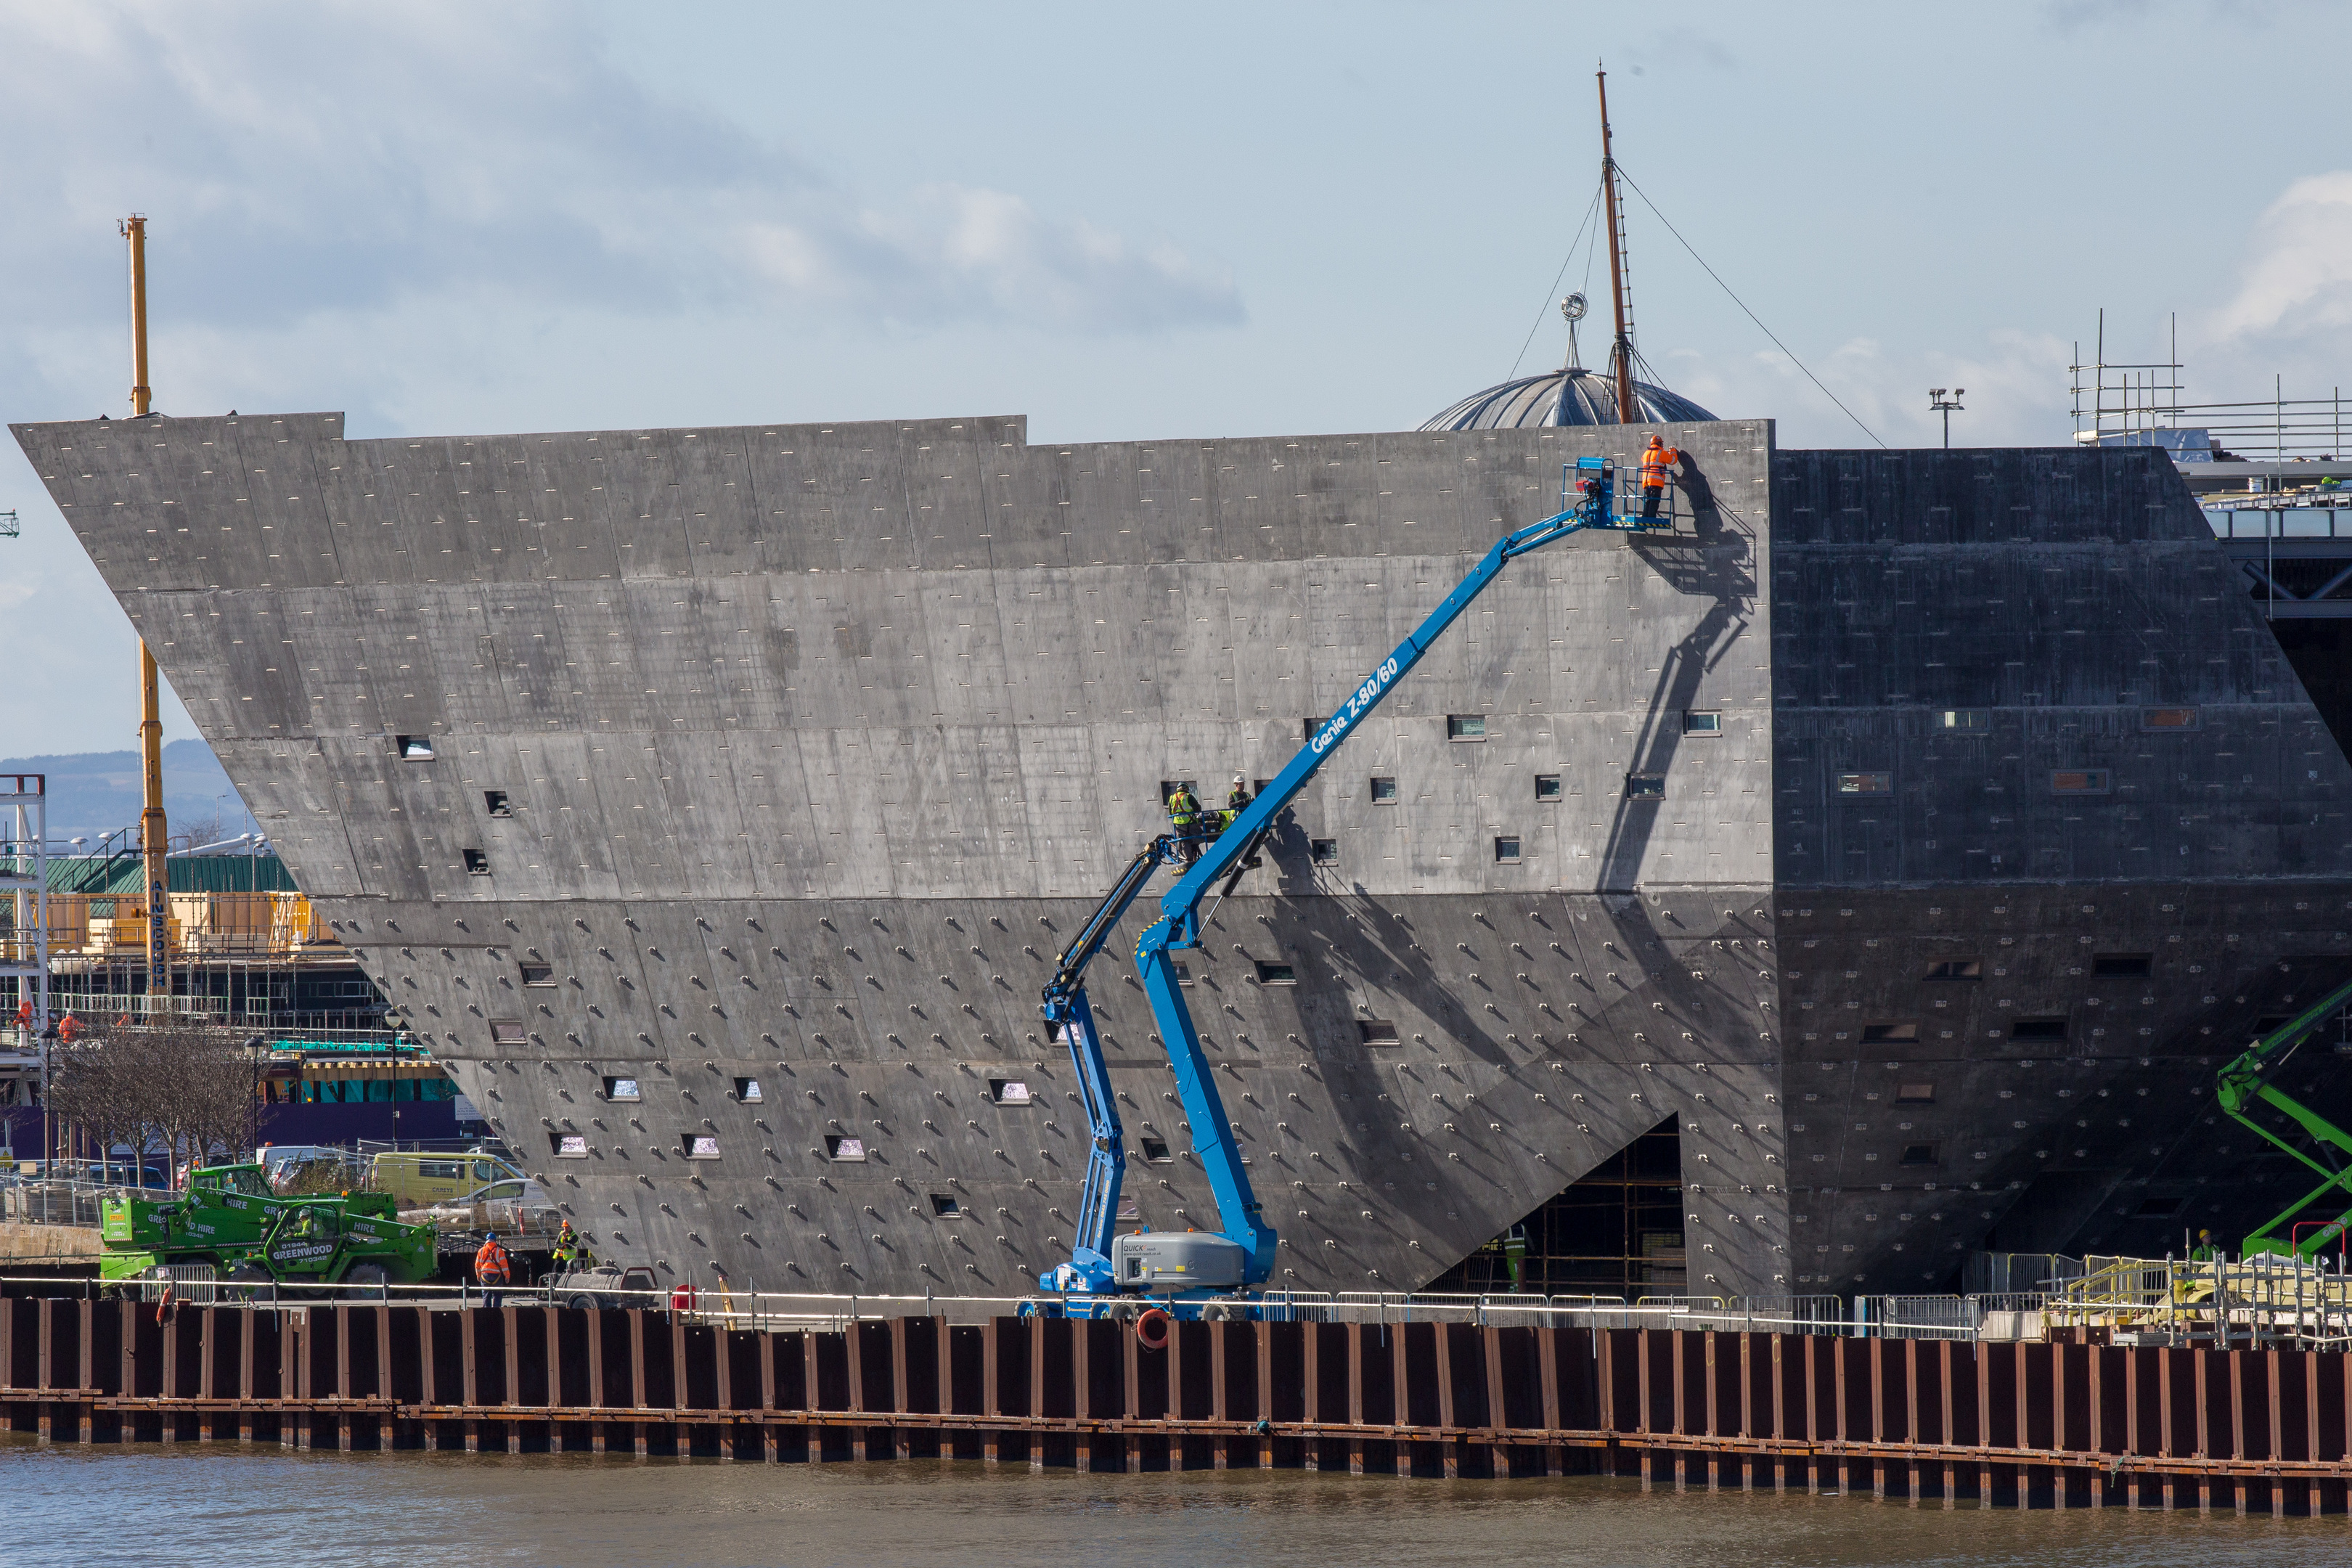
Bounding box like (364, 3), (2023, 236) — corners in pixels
(1930, 388), (1965, 449)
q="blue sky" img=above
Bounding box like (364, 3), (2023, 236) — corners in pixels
(4, 0), (2351, 756)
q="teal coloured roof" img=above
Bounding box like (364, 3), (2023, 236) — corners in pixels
(46, 854), (301, 896)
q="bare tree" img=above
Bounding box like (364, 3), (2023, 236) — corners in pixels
(43, 1021), (264, 1182)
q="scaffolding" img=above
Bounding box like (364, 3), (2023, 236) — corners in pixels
(0, 775), (48, 1039)
(2070, 309), (2349, 461)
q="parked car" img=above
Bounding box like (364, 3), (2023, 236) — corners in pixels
(258, 1144), (345, 1181)
(369, 1150), (523, 1209)
(404, 1177), (558, 1236)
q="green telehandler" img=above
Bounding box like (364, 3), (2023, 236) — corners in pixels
(99, 1162), (438, 1291)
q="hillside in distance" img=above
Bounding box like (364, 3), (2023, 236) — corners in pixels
(0, 738), (250, 846)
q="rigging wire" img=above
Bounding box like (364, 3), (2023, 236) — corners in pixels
(1506, 184), (1605, 383)
(1612, 163), (1886, 449)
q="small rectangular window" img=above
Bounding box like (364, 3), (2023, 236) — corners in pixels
(518, 963), (555, 988)
(1139, 1137), (1173, 1163)
(2010, 1018), (2069, 1042)
(1303, 718), (1320, 743)
(1936, 710), (1990, 731)
(2051, 769), (2112, 795)
(822, 1135), (864, 1162)
(2133, 1196), (2184, 1219)
(1310, 838), (1339, 865)
(489, 1019), (527, 1046)
(928, 1193), (961, 1217)
(1447, 715), (1486, 740)
(1493, 836), (1522, 863)
(1861, 1022), (1918, 1045)
(1357, 1019), (1400, 1045)
(733, 1077), (762, 1103)
(679, 1135), (719, 1160)
(1254, 961), (1297, 985)
(550, 1133), (589, 1158)
(1682, 711), (1721, 735)
(1837, 772), (1892, 795)
(1895, 1082), (1935, 1103)
(989, 1079), (1032, 1106)
(2093, 953), (2152, 979)
(2141, 706), (2200, 731)
(1899, 1142), (1940, 1167)
(1923, 958), (1983, 981)
(463, 849), (491, 876)
(1157, 779), (1197, 805)
(1172, 960), (1193, 987)
(1370, 776), (1398, 803)
(396, 735), (434, 760)
(602, 1076), (640, 1102)
(483, 789), (511, 817)
(1625, 775), (1665, 800)
(1535, 774), (1561, 801)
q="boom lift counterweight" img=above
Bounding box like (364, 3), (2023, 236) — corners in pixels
(1037, 459), (1672, 1315)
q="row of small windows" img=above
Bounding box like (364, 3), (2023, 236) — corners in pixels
(1856, 1015), (2073, 1042)
(1922, 953), (2151, 981)
(597, 1074), (763, 1103)
(1933, 708), (2199, 733)
(1437, 711), (1720, 740)
(1837, 769), (2116, 796)
(1295, 832), (1550, 867)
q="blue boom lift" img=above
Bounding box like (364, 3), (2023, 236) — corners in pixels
(1036, 457), (1671, 1317)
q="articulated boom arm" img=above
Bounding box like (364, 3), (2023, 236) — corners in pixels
(1029, 463), (1657, 1297)
(1041, 836), (1183, 1286)
(2216, 973), (2352, 1257)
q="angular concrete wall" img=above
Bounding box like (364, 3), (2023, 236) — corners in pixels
(18, 412), (1789, 1297)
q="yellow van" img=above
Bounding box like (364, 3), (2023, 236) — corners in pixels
(370, 1151), (522, 1210)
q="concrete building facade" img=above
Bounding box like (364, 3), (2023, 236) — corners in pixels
(16, 406), (2348, 1300)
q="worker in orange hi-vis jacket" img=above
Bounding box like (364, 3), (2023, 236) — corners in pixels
(1638, 435), (1681, 519)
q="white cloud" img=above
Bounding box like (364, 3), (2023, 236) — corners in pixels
(1658, 328), (2074, 449)
(2210, 171), (2352, 341)
(0, 1), (1243, 342)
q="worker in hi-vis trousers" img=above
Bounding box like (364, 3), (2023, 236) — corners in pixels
(1166, 782), (1203, 864)
(1639, 434), (1681, 519)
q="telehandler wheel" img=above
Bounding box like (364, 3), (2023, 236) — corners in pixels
(344, 1263), (390, 1291)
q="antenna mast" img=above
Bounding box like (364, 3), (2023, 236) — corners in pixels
(1597, 68), (1637, 425)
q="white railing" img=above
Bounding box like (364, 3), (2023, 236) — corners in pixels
(14, 1253), (2351, 1349)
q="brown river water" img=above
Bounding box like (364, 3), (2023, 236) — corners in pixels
(3, 1437), (2348, 1567)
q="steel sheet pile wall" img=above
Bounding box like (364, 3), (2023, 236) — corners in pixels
(4, 1297), (2350, 1512)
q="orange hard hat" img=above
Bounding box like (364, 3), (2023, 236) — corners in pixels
(1646, 435), (1664, 446)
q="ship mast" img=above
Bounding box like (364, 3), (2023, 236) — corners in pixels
(1596, 69), (1637, 425)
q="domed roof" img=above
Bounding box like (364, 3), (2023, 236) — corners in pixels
(1421, 365), (1716, 432)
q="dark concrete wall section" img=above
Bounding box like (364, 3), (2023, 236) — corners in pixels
(1766, 449), (2352, 1292)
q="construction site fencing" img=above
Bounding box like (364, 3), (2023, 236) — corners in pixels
(0, 1179), (123, 1229)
